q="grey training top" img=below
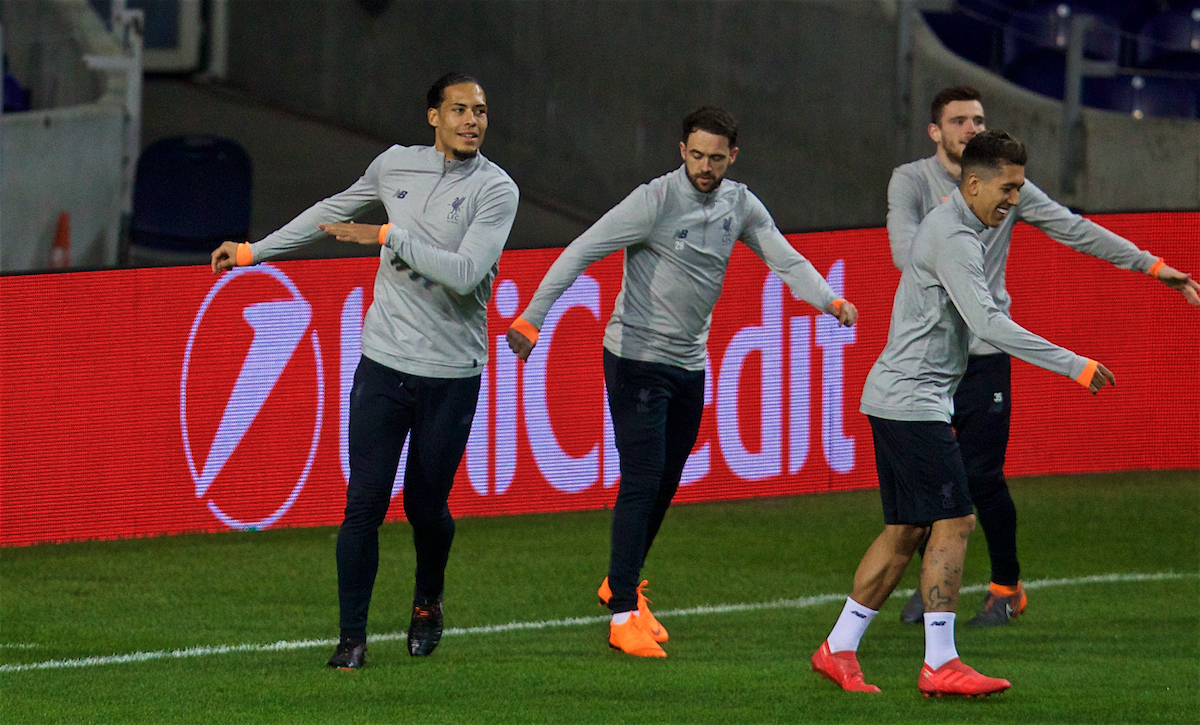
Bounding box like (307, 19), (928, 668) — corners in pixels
(247, 145), (518, 378)
(887, 155), (1157, 356)
(861, 188), (1090, 423)
(518, 165), (841, 371)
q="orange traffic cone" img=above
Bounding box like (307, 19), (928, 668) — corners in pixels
(50, 211), (71, 269)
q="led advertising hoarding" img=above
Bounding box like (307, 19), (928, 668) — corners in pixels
(2, 214), (1196, 546)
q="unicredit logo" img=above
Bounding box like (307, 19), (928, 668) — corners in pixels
(178, 256), (855, 531)
(181, 265), (325, 530)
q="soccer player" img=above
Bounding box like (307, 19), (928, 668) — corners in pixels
(888, 86), (1200, 626)
(211, 73), (519, 669)
(812, 130), (1114, 697)
(505, 107), (857, 658)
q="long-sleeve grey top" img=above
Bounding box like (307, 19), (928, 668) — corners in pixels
(861, 188), (1091, 423)
(887, 155), (1158, 355)
(246, 144), (518, 378)
(517, 165), (841, 371)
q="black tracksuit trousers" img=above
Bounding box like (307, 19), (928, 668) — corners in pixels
(336, 355), (480, 640)
(603, 350), (705, 614)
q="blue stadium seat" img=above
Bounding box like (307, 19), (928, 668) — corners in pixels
(1003, 3), (1123, 67)
(3, 72), (31, 113)
(923, 10), (1006, 69)
(1005, 49), (1198, 118)
(1004, 48), (1068, 99)
(131, 135), (252, 260)
(1058, 0), (1153, 34)
(2, 55), (31, 113)
(1137, 7), (1200, 66)
(1082, 73), (1198, 119)
(1141, 52), (1200, 117)
(954, 0), (1013, 23)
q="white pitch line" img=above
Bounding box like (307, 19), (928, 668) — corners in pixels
(1, 571), (1194, 674)
(0, 644), (38, 650)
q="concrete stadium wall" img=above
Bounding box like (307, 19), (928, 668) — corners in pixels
(0, 0), (126, 271)
(221, 1), (1200, 230)
(224, 0), (900, 233)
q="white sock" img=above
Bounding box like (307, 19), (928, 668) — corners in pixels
(923, 612), (959, 669)
(612, 611), (635, 625)
(827, 597), (878, 653)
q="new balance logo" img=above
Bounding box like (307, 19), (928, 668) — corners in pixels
(851, 611), (868, 619)
(674, 229), (688, 239)
(929, 620), (948, 627)
(396, 190), (408, 199)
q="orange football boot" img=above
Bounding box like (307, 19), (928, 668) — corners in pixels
(598, 577), (668, 643)
(919, 658), (1011, 698)
(811, 640), (881, 693)
(608, 617), (667, 658)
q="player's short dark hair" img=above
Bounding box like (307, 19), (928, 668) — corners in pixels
(961, 130), (1027, 178)
(682, 106), (739, 147)
(427, 72), (482, 110)
(931, 85), (983, 125)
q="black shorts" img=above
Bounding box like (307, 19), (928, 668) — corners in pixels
(867, 416), (973, 526)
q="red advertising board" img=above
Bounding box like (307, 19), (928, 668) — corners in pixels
(1, 213), (1197, 546)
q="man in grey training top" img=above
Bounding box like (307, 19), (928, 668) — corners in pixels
(812, 130), (1114, 698)
(888, 86), (1199, 626)
(505, 106), (858, 658)
(211, 73), (518, 670)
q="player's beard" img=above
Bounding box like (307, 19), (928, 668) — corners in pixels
(942, 136), (965, 165)
(687, 169), (723, 193)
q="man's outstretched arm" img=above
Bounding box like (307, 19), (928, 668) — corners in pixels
(507, 184), (658, 360)
(1020, 182), (1199, 307)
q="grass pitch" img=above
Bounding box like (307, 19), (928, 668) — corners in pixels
(1, 470), (1196, 724)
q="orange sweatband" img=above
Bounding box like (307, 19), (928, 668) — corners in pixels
(1074, 358), (1098, 387)
(1147, 257), (1165, 279)
(235, 242), (253, 267)
(378, 222), (393, 246)
(830, 299), (846, 313)
(510, 316), (540, 345)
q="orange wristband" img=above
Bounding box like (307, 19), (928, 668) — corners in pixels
(378, 222), (392, 246)
(830, 299), (845, 313)
(510, 316), (540, 345)
(235, 242), (253, 267)
(1147, 258), (1165, 279)
(1074, 358), (1098, 387)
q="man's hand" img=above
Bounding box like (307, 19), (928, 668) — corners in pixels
(827, 299), (858, 327)
(1156, 264), (1200, 306)
(211, 241), (241, 273)
(319, 222), (382, 245)
(1088, 362), (1116, 395)
(506, 327), (535, 361)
